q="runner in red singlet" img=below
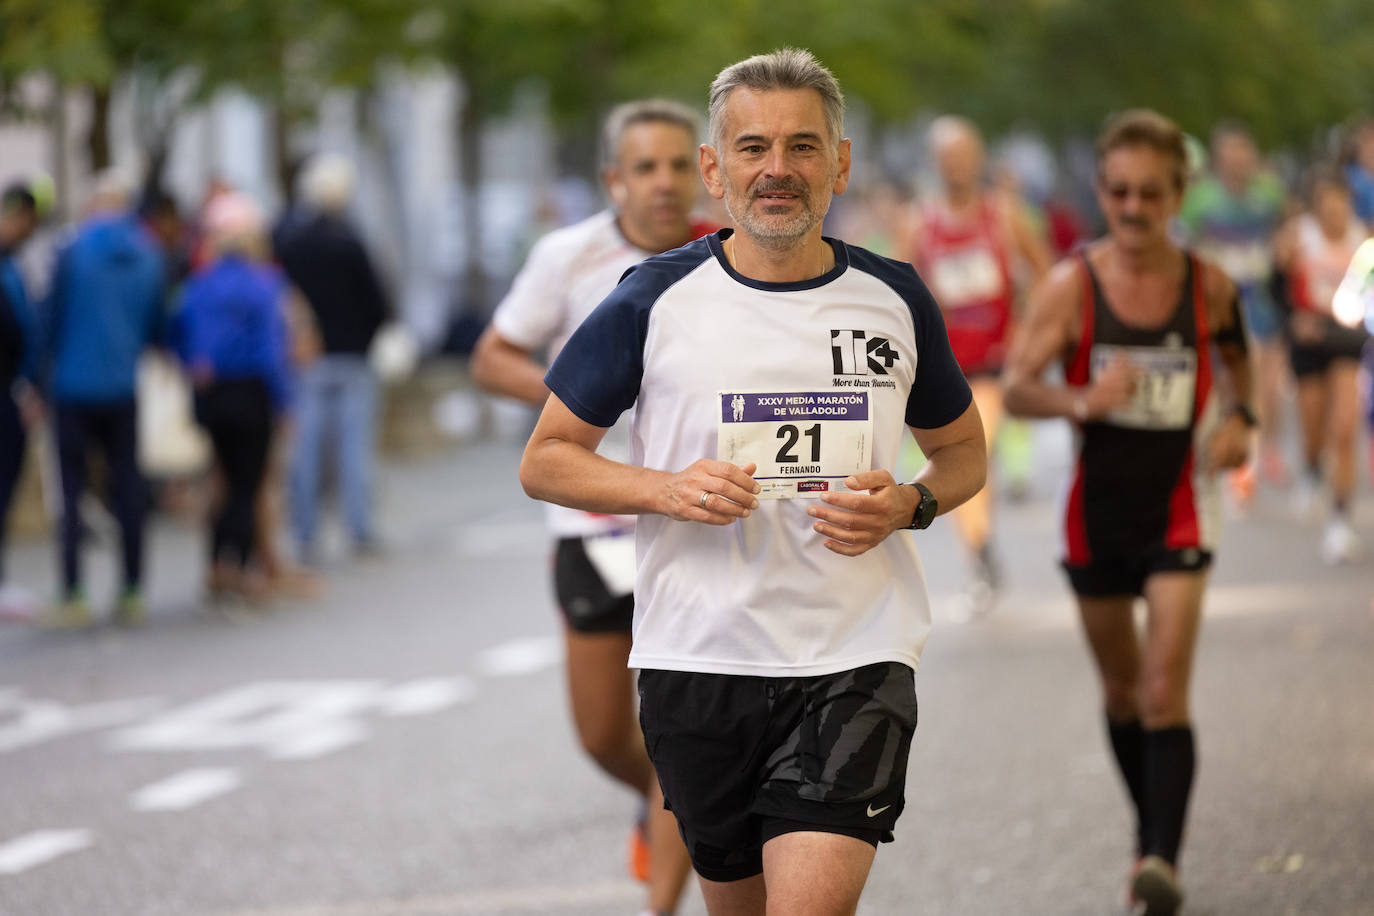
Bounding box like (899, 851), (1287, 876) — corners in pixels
(907, 116), (1052, 613)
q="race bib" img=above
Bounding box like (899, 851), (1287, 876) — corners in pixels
(929, 247), (1004, 306)
(1091, 344), (1197, 430)
(717, 390), (872, 499)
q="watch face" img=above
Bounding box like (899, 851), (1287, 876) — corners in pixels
(917, 495), (937, 529)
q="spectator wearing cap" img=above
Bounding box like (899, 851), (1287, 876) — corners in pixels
(174, 193), (292, 602)
(0, 179), (44, 618)
(41, 170), (165, 627)
(273, 154), (389, 562)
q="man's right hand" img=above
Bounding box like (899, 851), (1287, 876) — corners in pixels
(1084, 352), (1138, 418)
(660, 460), (760, 525)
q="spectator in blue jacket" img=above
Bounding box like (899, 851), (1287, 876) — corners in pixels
(175, 192), (290, 602)
(0, 179), (44, 619)
(43, 170), (165, 627)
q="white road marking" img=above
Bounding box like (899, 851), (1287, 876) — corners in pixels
(0, 693), (163, 754)
(109, 681), (384, 758)
(476, 636), (561, 677)
(131, 767), (242, 812)
(376, 677), (475, 716)
(211, 879), (641, 915)
(0, 829), (94, 875)
(268, 721), (369, 760)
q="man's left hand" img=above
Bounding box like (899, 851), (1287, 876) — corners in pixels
(807, 469), (916, 557)
(1204, 415), (1251, 472)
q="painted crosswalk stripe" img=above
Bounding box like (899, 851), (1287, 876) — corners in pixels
(0, 829), (94, 875)
(131, 767), (242, 812)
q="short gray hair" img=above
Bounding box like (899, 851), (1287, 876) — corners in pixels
(299, 153), (356, 213)
(601, 99), (701, 168)
(707, 48), (844, 149)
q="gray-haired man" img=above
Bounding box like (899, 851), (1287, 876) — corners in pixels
(519, 50), (986, 914)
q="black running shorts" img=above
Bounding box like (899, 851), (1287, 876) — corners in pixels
(638, 662), (918, 883)
(1288, 318), (1369, 378)
(1063, 545), (1212, 598)
(553, 536), (634, 633)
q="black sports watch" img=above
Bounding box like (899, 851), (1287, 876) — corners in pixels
(904, 482), (938, 530)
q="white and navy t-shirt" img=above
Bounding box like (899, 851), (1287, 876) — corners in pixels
(493, 209), (651, 539)
(546, 229), (972, 677)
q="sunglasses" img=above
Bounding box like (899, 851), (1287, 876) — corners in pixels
(1101, 182), (1167, 203)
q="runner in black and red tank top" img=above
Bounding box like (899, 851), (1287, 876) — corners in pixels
(1003, 110), (1254, 916)
(1063, 252), (1217, 585)
(907, 116), (1051, 614)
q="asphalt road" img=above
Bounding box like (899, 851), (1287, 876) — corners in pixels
(1, 426), (1371, 916)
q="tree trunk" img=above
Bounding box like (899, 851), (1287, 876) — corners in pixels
(89, 84), (112, 173)
(49, 75), (71, 220)
(456, 72), (489, 318)
(272, 101), (298, 206)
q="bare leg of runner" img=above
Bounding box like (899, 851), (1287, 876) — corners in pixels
(1139, 572), (1205, 729)
(698, 874), (766, 916)
(564, 627), (692, 912)
(566, 629), (652, 788)
(1325, 361), (1361, 508)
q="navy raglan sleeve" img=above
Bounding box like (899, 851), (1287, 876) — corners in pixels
(543, 266), (653, 428)
(901, 268), (972, 429)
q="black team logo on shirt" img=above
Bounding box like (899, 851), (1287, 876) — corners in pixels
(830, 329), (900, 376)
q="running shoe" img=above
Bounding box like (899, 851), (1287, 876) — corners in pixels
(113, 589), (145, 627)
(1227, 465), (1256, 508)
(1320, 517), (1364, 566)
(1129, 855), (1183, 916)
(44, 594), (92, 629)
(628, 813), (650, 883)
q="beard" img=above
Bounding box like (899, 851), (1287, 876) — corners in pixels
(723, 175), (829, 249)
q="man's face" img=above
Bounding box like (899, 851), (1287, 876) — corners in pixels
(1095, 145), (1182, 252)
(1313, 181), (1352, 235)
(935, 129), (983, 192)
(605, 121), (698, 253)
(1214, 132), (1257, 190)
(701, 87), (850, 249)
(0, 206), (37, 250)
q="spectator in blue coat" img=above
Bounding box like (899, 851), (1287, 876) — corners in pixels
(175, 193), (291, 601)
(43, 170), (165, 627)
(0, 179), (44, 619)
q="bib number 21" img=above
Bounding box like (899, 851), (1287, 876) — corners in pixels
(776, 424), (821, 464)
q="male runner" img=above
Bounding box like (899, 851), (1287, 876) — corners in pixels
(1178, 122), (1288, 498)
(520, 49), (985, 915)
(907, 116), (1051, 611)
(1003, 109), (1254, 916)
(470, 99), (708, 915)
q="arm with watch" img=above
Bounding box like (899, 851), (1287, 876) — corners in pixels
(806, 397), (988, 557)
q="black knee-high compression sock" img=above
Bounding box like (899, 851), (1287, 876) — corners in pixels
(1107, 717), (1148, 853)
(1142, 725), (1196, 865)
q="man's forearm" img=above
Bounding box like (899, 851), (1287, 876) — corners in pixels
(519, 437), (667, 516)
(914, 439), (987, 517)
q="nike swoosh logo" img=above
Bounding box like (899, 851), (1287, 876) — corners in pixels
(866, 803), (891, 817)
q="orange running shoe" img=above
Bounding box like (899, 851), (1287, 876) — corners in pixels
(628, 818), (650, 883)
(1228, 464), (1256, 506)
